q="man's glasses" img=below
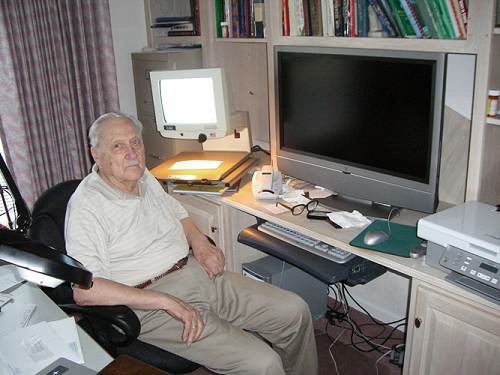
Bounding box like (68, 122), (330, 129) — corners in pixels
(277, 199), (319, 216)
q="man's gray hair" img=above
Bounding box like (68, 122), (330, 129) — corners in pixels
(88, 112), (143, 148)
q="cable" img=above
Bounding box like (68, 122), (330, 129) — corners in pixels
(326, 283), (406, 353)
(328, 329), (345, 375)
(375, 348), (393, 375)
(250, 145), (270, 155)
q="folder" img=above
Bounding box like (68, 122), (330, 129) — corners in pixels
(350, 219), (422, 258)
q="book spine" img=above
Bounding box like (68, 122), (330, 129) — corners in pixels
(302, 0), (311, 36)
(308, 0), (323, 36)
(399, 0), (424, 37)
(457, 0), (468, 31)
(414, 0), (439, 38)
(387, 0), (416, 36)
(350, 0), (357, 36)
(378, 0), (403, 36)
(433, 0), (456, 38)
(282, 0), (290, 35)
(333, 0), (343, 36)
(343, 0), (350, 36)
(357, 0), (368, 37)
(426, 0), (449, 38)
(447, 0), (466, 38)
(253, 0), (265, 38)
(368, 0), (396, 36)
(193, 0), (201, 35)
(215, 0), (223, 37)
(232, 0), (241, 37)
(320, 0), (330, 36)
(224, 0), (233, 37)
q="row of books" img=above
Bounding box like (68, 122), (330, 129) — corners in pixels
(215, 0), (266, 38)
(282, 0), (468, 39)
(150, 0), (200, 37)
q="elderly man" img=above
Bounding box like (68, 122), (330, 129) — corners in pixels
(65, 112), (318, 375)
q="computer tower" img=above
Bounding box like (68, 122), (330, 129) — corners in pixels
(242, 255), (328, 319)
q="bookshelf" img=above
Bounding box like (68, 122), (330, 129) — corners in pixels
(265, 1), (500, 205)
(144, 0), (202, 49)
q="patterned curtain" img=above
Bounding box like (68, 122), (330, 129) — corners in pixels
(0, 0), (119, 208)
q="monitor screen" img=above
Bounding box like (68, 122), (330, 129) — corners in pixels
(275, 46), (446, 213)
(150, 68), (231, 140)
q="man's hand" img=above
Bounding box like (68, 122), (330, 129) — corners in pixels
(164, 294), (204, 346)
(192, 238), (225, 279)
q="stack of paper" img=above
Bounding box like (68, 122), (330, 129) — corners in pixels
(0, 317), (83, 375)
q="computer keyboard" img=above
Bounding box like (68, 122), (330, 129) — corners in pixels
(257, 221), (355, 264)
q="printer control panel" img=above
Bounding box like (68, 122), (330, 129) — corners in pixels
(440, 246), (499, 291)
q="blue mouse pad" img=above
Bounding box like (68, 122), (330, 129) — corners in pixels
(349, 220), (422, 258)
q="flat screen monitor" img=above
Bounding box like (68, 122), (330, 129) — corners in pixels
(274, 46), (446, 213)
(150, 68), (231, 140)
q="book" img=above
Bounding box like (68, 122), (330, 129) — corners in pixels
(357, 0), (369, 37)
(308, 0), (323, 36)
(425, 0), (451, 38)
(399, 0), (426, 38)
(215, 0), (223, 37)
(446, 0), (466, 38)
(368, 0), (397, 37)
(333, 0), (343, 36)
(282, 0), (291, 35)
(433, 0), (456, 38)
(378, 0), (403, 36)
(253, 0), (265, 37)
(386, 0), (416, 37)
(414, 0), (440, 38)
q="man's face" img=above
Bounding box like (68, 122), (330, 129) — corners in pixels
(91, 118), (146, 192)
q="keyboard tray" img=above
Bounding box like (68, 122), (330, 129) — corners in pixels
(238, 224), (363, 285)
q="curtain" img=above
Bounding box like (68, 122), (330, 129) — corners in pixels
(0, 0), (119, 208)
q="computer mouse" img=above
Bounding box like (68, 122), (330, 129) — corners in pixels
(363, 230), (390, 246)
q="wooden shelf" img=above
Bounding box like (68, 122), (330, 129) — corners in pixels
(486, 116), (500, 126)
(215, 37), (268, 43)
(273, 35), (470, 53)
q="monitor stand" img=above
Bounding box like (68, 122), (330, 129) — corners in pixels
(318, 194), (394, 219)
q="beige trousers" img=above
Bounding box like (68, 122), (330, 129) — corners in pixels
(134, 256), (318, 375)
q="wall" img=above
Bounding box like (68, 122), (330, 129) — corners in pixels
(109, 0), (148, 116)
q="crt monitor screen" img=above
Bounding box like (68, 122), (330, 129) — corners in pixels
(150, 68), (230, 140)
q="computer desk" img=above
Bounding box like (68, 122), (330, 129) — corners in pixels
(4, 281), (113, 372)
(217, 179), (500, 375)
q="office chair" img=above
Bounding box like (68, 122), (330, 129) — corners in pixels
(29, 179), (201, 374)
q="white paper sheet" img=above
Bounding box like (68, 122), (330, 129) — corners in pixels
(0, 302), (36, 335)
(0, 319), (83, 375)
(0, 265), (24, 292)
(327, 210), (372, 229)
(170, 160), (222, 170)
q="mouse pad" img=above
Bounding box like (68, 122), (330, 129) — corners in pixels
(349, 220), (422, 258)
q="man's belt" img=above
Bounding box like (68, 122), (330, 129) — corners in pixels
(134, 256), (188, 289)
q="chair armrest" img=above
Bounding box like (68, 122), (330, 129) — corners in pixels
(59, 304), (140, 347)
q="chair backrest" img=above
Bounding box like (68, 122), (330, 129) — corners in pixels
(30, 179), (81, 254)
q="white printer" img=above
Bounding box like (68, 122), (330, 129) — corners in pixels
(417, 201), (500, 303)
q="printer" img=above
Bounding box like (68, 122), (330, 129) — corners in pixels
(417, 201), (500, 303)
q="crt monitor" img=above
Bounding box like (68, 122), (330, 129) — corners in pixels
(274, 46), (446, 213)
(150, 68), (232, 141)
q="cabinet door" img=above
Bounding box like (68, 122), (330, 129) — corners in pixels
(407, 281), (500, 375)
(173, 194), (223, 250)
